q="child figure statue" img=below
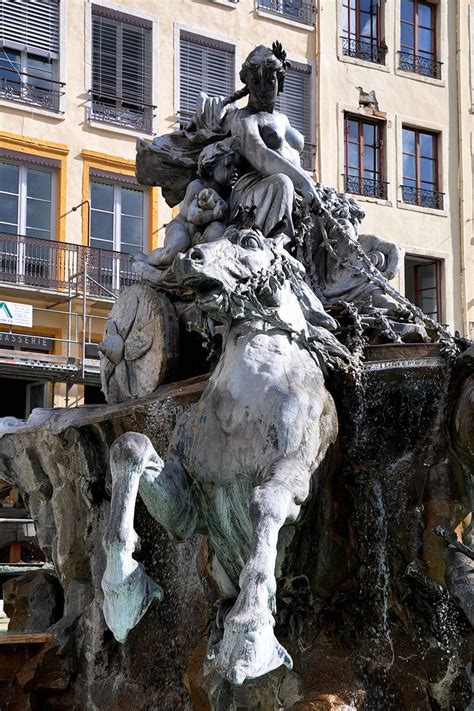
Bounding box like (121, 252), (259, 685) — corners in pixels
(134, 137), (240, 284)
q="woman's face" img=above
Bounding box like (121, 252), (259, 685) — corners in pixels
(246, 65), (279, 112)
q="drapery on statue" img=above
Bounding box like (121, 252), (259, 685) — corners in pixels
(101, 42), (459, 688)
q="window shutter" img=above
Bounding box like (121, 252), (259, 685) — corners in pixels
(92, 15), (118, 98)
(92, 8), (152, 105)
(275, 64), (312, 141)
(180, 31), (235, 123)
(0, 0), (60, 58)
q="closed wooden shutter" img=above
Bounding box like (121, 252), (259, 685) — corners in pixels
(179, 31), (235, 125)
(92, 7), (152, 106)
(275, 62), (312, 141)
(0, 0), (60, 58)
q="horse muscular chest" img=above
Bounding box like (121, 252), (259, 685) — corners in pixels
(177, 329), (327, 484)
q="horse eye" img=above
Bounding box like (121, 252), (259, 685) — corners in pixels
(242, 236), (260, 250)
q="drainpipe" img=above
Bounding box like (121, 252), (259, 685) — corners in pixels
(316, 0), (322, 181)
(456, 0), (468, 337)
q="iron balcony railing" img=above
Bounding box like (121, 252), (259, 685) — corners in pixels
(256, 0), (315, 25)
(0, 232), (138, 296)
(343, 174), (388, 200)
(341, 36), (387, 65)
(401, 185), (444, 210)
(88, 91), (156, 133)
(398, 51), (442, 80)
(0, 70), (65, 112)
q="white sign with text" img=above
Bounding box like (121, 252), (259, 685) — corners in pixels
(0, 301), (33, 328)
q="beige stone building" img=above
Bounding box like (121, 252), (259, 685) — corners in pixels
(0, 0), (471, 420)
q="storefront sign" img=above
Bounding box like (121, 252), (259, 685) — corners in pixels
(0, 332), (53, 352)
(0, 301), (33, 328)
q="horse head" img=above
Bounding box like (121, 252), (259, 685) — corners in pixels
(173, 223), (337, 330)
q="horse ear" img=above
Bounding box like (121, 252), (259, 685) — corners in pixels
(269, 234), (291, 251)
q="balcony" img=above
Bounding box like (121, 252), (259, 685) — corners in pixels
(0, 71), (64, 113)
(88, 91), (156, 133)
(0, 233), (138, 297)
(398, 51), (442, 80)
(341, 36), (387, 65)
(343, 174), (388, 200)
(255, 0), (315, 26)
(401, 186), (444, 210)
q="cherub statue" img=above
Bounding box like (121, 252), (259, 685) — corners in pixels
(134, 137), (240, 284)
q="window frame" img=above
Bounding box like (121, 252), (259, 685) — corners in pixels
(90, 4), (154, 133)
(398, 0), (441, 79)
(89, 178), (147, 255)
(275, 59), (315, 172)
(341, 0), (386, 65)
(0, 159), (56, 240)
(404, 254), (442, 321)
(343, 113), (387, 199)
(176, 26), (238, 128)
(401, 126), (442, 209)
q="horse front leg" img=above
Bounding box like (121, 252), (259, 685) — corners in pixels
(214, 459), (309, 685)
(102, 432), (196, 643)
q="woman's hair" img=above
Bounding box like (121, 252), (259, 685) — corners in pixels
(197, 137), (239, 178)
(239, 45), (286, 95)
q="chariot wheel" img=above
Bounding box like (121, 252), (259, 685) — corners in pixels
(99, 283), (179, 404)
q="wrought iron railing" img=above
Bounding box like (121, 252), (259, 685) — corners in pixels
(302, 142), (316, 172)
(256, 0), (315, 25)
(343, 174), (388, 200)
(89, 91), (156, 133)
(401, 185), (444, 210)
(0, 232), (138, 296)
(341, 36), (387, 65)
(0, 71), (64, 112)
(398, 51), (442, 80)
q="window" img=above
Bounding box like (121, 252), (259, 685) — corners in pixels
(402, 127), (443, 209)
(0, 160), (55, 286)
(179, 31), (235, 127)
(275, 63), (314, 171)
(89, 180), (145, 291)
(343, 115), (387, 199)
(342, 0), (386, 65)
(91, 6), (154, 132)
(0, 0), (63, 111)
(405, 255), (441, 320)
(255, 0), (315, 26)
(399, 0), (441, 79)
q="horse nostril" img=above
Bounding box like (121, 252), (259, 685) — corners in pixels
(190, 248), (205, 264)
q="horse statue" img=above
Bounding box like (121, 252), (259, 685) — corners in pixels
(101, 219), (351, 685)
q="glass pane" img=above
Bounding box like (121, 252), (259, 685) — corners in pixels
(0, 162), (19, 194)
(90, 236), (113, 251)
(27, 198), (51, 231)
(0, 221), (18, 234)
(418, 2), (433, 28)
(90, 210), (113, 240)
(421, 180), (435, 191)
(348, 143), (359, 169)
(0, 49), (21, 84)
(25, 226), (50, 239)
(120, 216), (143, 248)
(27, 169), (52, 201)
(403, 129), (416, 154)
(342, 5), (349, 32)
(401, 0), (414, 22)
(121, 188), (143, 217)
(418, 28), (433, 55)
(403, 177), (416, 188)
(420, 295), (437, 316)
(363, 146), (375, 172)
(360, 13), (372, 38)
(403, 154), (416, 179)
(347, 119), (358, 141)
(363, 122), (375, 146)
(418, 264), (436, 289)
(91, 181), (114, 212)
(420, 158), (435, 183)
(0, 193), (18, 226)
(420, 133), (434, 158)
(26, 54), (53, 90)
(401, 23), (415, 49)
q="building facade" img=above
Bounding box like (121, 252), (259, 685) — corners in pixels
(0, 0), (472, 423)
